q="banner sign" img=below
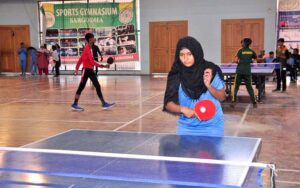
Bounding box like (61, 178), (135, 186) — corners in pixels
(41, 1), (138, 63)
(278, 1), (300, 49)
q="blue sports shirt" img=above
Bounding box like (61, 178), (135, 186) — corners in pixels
(177, 74), (225, 136)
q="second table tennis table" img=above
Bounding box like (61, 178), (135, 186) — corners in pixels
(221, 63), (280, 102)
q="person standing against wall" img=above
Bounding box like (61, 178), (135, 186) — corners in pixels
(28, 47), (37, 75)
(37, 44), (50, 76)
(18, 42), (27, 76)
(52, 45), (61, 77)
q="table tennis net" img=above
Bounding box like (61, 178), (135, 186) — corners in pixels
(220, 63), (280, 68)
(0, 147), (275, 188)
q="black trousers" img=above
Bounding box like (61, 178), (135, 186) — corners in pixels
(287, 64), (296, 81)
(76, 68), (105, 104)
(232, 74), (256, 104)
(54, 60), (61, 76)
(94, 58), (99, 75)
(275, 68), (287, 91)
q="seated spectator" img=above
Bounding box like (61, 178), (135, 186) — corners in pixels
(265, 51), (275, 63)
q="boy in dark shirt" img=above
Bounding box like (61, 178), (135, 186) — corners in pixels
(232, 38), (257, 108)
(273, 38), (288, 92)
(92, 44), (103, 76)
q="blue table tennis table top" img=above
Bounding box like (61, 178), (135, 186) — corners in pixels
(0, 130), (262, 188)
(221, 63), (280, 75)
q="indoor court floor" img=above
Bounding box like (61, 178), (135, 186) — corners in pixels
(0, 74), (299, 187)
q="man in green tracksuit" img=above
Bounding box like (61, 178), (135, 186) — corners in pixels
(232, 38), (257, 108)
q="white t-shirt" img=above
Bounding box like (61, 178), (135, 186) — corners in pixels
(52, 50), (59, 61)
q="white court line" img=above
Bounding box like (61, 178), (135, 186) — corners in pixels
(141, 93), (164, 100)
(0, 118), (126, 124)
(0, 146), (270, 168)
(113, 105), (163, 131)
(13, 81), (41, 88)
(13, 83), (44, 90)
(21, 99), (161, 106)
(130, 92), (164, 105)
(39, 89), (75, 93)
(21, 129), (74, 148)
(278, 168), (300, 173)
(0, 100), (23, 106)
(234, 104), (251, 136)
(277, 180), (300, 185)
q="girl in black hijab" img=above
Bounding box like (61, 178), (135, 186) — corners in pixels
(163, 36), (225, 136)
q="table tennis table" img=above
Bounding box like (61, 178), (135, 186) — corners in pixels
(221, 63), (280, 102)
(0, 130), (270, 187)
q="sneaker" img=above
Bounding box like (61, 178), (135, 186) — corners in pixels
(272, 89), (280, 92)
(102, 102), (115, 110)
(230, 102), (236, 108)
(71, 103), (84, 111)
(253, 103), (258, 108)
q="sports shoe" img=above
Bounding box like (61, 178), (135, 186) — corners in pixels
(272, 89), (280, 92)
(230, 102), (236, 108)
(71, 103), (84, 111)
(253, 103), (258, 108)
(102, 102), (115, 110)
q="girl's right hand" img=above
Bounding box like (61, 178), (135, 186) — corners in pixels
(180, 106), (195, 118)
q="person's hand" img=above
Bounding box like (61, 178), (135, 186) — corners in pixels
(100, 56), (103, 62)
(180, 106), (195, 118)
(74, 70), (78, 76)
(203, 68), (213, 88)
(233, 56), (239, 64)
(105, 64), (110, 68)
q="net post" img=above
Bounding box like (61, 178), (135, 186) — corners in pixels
(269, 162), (276, 188)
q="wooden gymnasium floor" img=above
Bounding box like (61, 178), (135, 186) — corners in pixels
(0, 74), (299, 187)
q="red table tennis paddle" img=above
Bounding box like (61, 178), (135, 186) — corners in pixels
(194, 100), (216, 120)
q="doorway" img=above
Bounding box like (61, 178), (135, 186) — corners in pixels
(221, 19), (264, 64)
(0, 25), (30, 72)
(149, 20), (188, 73)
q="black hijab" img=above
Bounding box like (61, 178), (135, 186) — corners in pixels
(163, 36), (223, 112)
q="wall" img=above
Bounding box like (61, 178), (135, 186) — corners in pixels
(140, 0), (277, 74)
(0, 0), (39, 48)
(0, 0), (277, 74)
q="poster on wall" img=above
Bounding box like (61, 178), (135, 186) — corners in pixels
(278, 11), (300, 29)
(278, 1), (300, 50)
(40, 1), (139, 64)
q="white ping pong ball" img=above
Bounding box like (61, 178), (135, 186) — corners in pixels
(200, 106), (206, 113)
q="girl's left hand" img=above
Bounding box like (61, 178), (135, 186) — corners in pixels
(203, 68), (212, 88)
